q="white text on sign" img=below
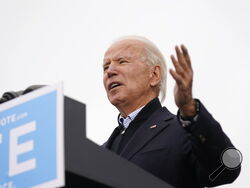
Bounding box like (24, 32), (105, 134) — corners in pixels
(0, 112), (28, 127)
(8, 121), (37, 177)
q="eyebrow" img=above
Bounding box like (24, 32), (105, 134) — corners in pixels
(103, 56), (129, 67)
(103, 61), (110, 69)
(103, 58), (111, 66)
(116, 57), (127, 61)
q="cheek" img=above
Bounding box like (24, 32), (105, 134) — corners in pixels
(103, 77), (108, 91)
(130, 70), (151, 86)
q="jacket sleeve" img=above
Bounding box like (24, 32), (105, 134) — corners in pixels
(181, 100), (241, 187)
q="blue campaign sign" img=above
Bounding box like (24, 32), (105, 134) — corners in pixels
(0, 83), (64, 188)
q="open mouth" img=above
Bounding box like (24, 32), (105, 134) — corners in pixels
(108, 82), (122, 91)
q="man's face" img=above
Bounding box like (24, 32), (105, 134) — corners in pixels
(103, 40), (154, 109)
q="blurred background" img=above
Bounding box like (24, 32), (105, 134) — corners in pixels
(0, 0), (249, 187)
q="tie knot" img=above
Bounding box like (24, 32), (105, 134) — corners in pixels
(119, 117), (124, 127)
(118, 118), (125, 134)
(120, 117), (124, 124)
(118, 116), (127, 134)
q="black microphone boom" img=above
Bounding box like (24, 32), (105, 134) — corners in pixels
(22, 85), (46, 94)
(0, 85), (45, 104)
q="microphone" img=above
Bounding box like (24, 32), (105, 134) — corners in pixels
(22, 85), (46, 94)
(0, 90), (24, 104)
(0, 85), (45, 104)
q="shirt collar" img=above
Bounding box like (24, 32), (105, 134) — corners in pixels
(118, 106), (144, 129)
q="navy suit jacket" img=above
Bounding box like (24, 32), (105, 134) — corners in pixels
(104, 98), (240, 188)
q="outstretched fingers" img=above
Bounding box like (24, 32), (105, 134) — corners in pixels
(181, 44), (192, 69)
(169, 68), (183, 85)
(169, 44), (194, 111)
(170, 44), (194, 88)
(175, 46), (189, 71)
(171, 45), (193, 79)
(171, 54), (184, 76)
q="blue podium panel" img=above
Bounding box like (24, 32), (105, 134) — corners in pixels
(0, 83), (64, 188)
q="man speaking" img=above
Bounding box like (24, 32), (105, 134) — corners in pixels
(102, 36), (240, 188)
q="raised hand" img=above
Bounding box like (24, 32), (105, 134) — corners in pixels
(169, 45), (196, 117)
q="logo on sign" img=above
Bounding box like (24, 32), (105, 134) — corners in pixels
(0, 84), (64, 188)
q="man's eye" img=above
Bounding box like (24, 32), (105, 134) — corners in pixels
(120, 60), (127, 64)
(103, 66), (109, 71)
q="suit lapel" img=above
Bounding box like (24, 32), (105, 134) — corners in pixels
(120, 107), (174, 160)
(105, 126), (120, 149)
(105, 98), (160, 149)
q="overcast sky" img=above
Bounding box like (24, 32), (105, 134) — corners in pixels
(0, 0), (249, 187)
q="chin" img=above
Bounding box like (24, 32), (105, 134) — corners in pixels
(108, 94), (125, 107)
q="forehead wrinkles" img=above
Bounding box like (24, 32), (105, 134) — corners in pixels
(104, 43), (146, 62)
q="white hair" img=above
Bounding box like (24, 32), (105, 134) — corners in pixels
(112, 36), (167, 102)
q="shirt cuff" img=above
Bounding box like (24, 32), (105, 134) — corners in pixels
(179, 114), (199, 127)
(178, 99), (200, 127)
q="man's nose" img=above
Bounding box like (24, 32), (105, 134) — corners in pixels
(106, 63), (118, 78)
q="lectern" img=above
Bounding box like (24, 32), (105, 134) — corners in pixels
(0, 85), (173, 188)
(64, 96), (173, 188)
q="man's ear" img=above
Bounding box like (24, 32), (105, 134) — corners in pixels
(149, 65), (161, 87)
